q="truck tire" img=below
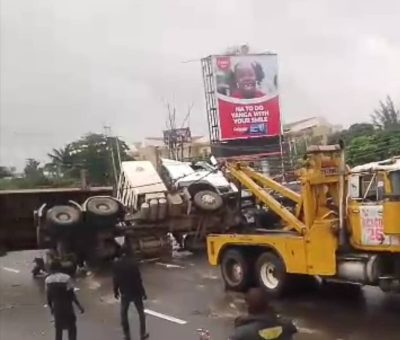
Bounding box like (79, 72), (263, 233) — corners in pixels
(193, 190), (223, 211)
(255, 252), (288, 298)
(46, 205), (81, 230)
(86, 196), (119, 217)
(221, 248), (250, 291)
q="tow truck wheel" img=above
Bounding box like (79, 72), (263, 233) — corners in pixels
(256, 252), (287, 298)
(221, 248), (250, 291)
(193, 190), (223, 211)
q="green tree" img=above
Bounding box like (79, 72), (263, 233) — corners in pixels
(47, 133), (133, 186)
(0, 132), (133, 190)
(18, 158), (51, 188)
(347, 135), (379, 165)
(371, 96), (400, 130)
(347, 123), (375, 139)
(0, 166), (14, 178)
(328, 123), (375, 145)
(24, 159), (42, 178)
(47, 145), (74, 177)
(347, 130), (400, 166)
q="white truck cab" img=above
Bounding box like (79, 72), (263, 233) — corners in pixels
(161, 158), (237, 195)
(160, 158), (237, 211)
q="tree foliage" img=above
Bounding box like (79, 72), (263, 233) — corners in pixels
(328, 123), (375, 145)
(0, 166), (15, 178)
(46, 133), (132, 186)
(371, 96), (400, 130)
(0, 132), (132, 190)
(345, 98), (400, 166)
(24, 159), (42, 178)
(347, 130), (400, 166)
(47, 145), (74, 177)
(0, 159), (52, 189)
(324, 97), (400, 166)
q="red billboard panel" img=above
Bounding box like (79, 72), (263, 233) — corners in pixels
(212, 54), (281, 141)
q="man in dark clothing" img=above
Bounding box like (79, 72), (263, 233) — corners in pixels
(45, 260), (84, 340)
(230, 288), (297, 340)
(113, 244), (149, 340)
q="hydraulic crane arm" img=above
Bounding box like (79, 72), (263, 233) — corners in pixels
(240, 166), (302, 204)
(228, 164), (306, 234)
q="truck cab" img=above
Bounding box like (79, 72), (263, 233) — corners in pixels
(348, 158), (400, 252)
(160, 158), (237, 211)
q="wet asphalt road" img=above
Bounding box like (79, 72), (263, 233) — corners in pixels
(1, 250), (400, 340)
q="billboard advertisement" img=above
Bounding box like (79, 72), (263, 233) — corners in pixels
(163, 128), (192, 145)
(212, 54), (281, 141)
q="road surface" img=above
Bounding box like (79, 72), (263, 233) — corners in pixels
(1, 250), (400, 339)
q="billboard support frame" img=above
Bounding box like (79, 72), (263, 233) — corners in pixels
(201, 56), (220, 144)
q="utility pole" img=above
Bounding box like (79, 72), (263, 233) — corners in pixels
(104, 125), (118, 186)
(165, 103), (178, 160)
(115, 136), (122, 168)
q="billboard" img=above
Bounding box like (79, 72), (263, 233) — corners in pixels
(163, 128), (192, 145)
(211, 54), (281, 141)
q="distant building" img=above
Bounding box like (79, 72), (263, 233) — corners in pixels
(129, 136), (211, 167)
(284, 116), (341, 152)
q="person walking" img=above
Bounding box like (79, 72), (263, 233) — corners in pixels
(113, 244), (149, 340)
(229, 288), (297, 340)
(45, 260), (84, 340)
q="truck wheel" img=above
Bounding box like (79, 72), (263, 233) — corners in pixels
(256, 252), (287, 298)
(86, 196), (119, 217)
(46, 205), (81, 228)
(221, 248), (250, 291)
(193, 190), (223, 211)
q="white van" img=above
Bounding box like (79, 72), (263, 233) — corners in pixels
(116, 161), (168, 213)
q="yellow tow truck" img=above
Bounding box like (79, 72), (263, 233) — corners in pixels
(207, 145), (400, 297)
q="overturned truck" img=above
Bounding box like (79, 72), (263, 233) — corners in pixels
(4, 160), (241, 274)
(116, 160), (239, 255)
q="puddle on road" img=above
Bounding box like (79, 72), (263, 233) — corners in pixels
(0, 304), (15, 311)
(98, 294), (117, 305)
(155, 262), (185, 269)
(87, 280), (101, 290)
(207, 292), (246, 319)
(201, 270), (219, 280)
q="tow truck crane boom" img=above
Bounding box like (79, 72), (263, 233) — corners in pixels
(229, 164), (305, 234)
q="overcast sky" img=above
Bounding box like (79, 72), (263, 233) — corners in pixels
(1, 0), (400, 169)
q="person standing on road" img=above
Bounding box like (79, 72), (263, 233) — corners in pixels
(45, 260), (84, 340)
(229, 288), (297, 340)
(113, 243), (149, 340)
